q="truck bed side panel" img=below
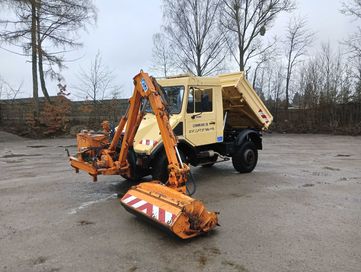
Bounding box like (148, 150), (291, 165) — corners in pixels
(219, 72), (273, 130)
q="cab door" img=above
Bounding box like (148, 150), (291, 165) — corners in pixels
(185, 86), (217, 146)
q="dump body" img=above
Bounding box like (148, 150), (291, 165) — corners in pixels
(219, 72), (273, 130)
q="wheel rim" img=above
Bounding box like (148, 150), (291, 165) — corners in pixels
(244, 149), (255, 166)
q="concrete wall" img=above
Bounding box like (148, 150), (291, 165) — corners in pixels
(0, 98), (129, 129)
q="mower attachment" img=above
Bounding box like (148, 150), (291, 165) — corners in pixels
(120, 182), (218, 239)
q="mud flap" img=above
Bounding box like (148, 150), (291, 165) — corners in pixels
(120, 182), (218, 239)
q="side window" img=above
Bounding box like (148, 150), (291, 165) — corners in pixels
(187, 87), (213, 113)
(187, 88), (194, 113)
(201, 89), (213, 112)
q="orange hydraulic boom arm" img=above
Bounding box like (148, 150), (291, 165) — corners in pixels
(115, 71), (189, 191)
(69, 71), (218, 239)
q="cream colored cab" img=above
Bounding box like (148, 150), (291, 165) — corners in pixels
(134, 77), (223, 155)
(184, 84), (224, 146)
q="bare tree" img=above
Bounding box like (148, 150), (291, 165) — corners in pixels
(341, 0), (361, 18)
(0, 76), (23, 101)
(318, 43), (344, 105)
(339, 64), (353, 104)
(270, 62), (284, 120)
(251, 37), (279, 89)
(0, 78), (4, 100)
(75, 52), (122, 104)
(341, 0), (361, 59)
(341, 0), (361, 103)
(0, 0), (96, 111)
(162, 0), (227, 76)
(36, 0), (96, 100)
(220, 0), (294, 71)
(302, 58), (322, 108)
(284, 18), (314, 110)
(151, 33), (175, 77)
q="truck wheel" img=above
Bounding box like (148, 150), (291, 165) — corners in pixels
(151, 150), (186, 184)
(232, 141), (258, 173)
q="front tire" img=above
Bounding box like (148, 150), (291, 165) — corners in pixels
(151, 152), (169, 183)
(151, 150), (186, 183)
(121, 148), (145, 181)
(232, 141), (258, 173)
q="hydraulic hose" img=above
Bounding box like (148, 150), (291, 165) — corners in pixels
(186, 170), (197, 196)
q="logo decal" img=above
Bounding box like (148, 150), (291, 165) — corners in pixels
(141, 78), (148, 92)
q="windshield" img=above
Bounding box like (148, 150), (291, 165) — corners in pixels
(146, 85), (185, 114)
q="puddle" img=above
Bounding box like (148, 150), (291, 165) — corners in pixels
(32, 256), (48, 265)
(221, 260), (248, 272)
(68, 193), (118, 215)
(323, 166), (340, 171)
(2, 154), (42, 159)
(4, 160), (24, 164)
(77, 220), (95, 226)
(58, 144), (77, 148)
(27, 145), (48, 149)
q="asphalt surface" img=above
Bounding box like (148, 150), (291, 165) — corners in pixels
(0, 131), (360, 272)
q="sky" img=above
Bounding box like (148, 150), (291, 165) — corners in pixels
(0, 0), (358, 99)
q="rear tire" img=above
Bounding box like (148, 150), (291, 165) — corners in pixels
(232, 141), (258, 173)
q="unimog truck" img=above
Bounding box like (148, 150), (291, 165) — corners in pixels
(126, 72), (273, 182)
(70, 71), (273, 238)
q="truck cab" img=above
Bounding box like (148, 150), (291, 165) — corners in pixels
(128, 72), (273, 182)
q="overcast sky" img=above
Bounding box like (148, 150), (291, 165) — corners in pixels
(0, 0), (358, 99)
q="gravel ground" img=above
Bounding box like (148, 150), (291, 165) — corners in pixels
(0, 131), (360, 272)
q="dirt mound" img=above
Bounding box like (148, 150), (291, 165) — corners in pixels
(0, 130), (25, 143)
